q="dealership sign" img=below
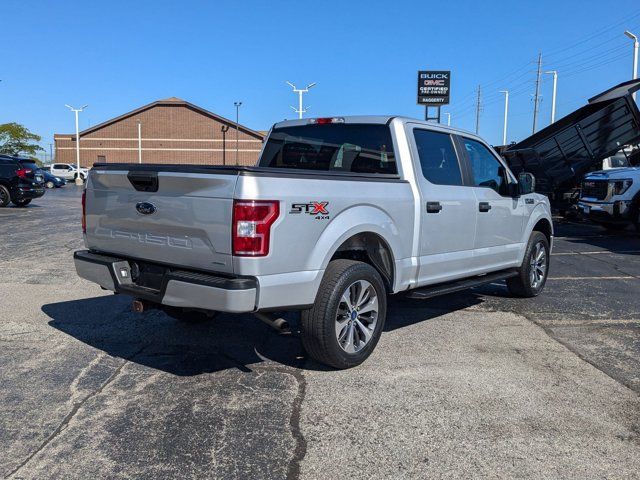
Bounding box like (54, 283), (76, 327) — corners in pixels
(417, 71), (451, 106)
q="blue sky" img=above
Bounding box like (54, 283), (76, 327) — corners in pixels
(2, 0), (640, 158)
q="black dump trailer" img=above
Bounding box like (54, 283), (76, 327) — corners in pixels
(501, 79), (640, 212)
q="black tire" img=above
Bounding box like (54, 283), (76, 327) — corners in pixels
(163, 306), (217, 323)
(507, 231), (550, 298)
(301, 259), (387, 369)
(0, 185), (10, 207)
(12, 198), (31, 207)
(45, 181), (55, 189)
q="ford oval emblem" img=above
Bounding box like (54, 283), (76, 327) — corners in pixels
(136, 202), (157, 215)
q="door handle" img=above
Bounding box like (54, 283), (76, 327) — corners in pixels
(479, 202), (492, 212)
(426, 201), (442, 213)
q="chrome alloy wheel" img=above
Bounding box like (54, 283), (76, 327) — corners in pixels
(335, 279), (379, 354)
(529, 241), (547, 290)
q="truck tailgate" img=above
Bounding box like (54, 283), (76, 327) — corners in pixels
(85, 167), (238, 274)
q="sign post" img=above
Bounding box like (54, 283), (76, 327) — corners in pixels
(417, 70), (451, 123)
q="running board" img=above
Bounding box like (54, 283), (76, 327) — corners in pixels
(406, 269), (518, 300)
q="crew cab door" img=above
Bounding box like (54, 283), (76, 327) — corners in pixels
(457, 136), (526, 270)
(406, 125), (477, 285)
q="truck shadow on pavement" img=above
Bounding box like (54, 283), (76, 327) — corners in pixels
(43, 292), (486, 374)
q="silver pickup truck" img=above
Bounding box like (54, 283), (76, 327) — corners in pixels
(75, 116), (553, 369)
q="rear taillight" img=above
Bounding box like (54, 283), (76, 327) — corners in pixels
(81, 190), (86, 234)
(232, 200), (279, 256)
(16, 168), (32, 179)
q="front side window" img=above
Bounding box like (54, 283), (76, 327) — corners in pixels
(259, 124), (396, 174)
(462, 138), (510, 195)
(413, 129), (462, 186)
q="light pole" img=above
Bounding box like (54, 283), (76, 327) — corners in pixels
(137, 119), (142, 164)
(544, 71), (558, 124)
(65, 104), (88, 185)
(499, 90), (509, 145)
(234, 101), (242, 165)
(221, 124), (229, 165)
(286, 81), (316, 119)
(443, 112), (451, 126)
(624, 30), (638, 101)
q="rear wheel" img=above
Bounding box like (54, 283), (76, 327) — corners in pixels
(301, 259), (386, 369)
(12, 198), (31, 207)
(507, 231), (549, 298)
(45, 181), (55, 189)
(0, 185), (10, 207)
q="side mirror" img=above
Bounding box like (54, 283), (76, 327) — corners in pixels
(518, 172), (536, 195)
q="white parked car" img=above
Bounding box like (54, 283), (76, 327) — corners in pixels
(50, 163), (90, 181)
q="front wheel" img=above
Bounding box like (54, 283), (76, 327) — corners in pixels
(12, 198), (31, 207)
(507, 231), (550, 297)
(45, 181), (55, 189)
(301, 259), (387, 369)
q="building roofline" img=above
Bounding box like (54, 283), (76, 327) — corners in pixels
(57, 98), (264, 139)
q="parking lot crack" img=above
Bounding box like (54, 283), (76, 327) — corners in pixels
(5, 345), (148, 479)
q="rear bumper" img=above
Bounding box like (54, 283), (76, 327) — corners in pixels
(14, 185), (45, 200)
(74, 250), (257, 313)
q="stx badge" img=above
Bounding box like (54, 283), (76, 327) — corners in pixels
(290, 201), (330, 219)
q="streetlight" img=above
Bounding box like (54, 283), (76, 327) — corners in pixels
(624, 30), (638, 101)
(499, 90), (509, 145)
(286, 81), (316, 119)
(136, 119), (142, 164)
(220, 124), (229, 165)
(443, 112), (451, 126)
(65, 104), (88, 185)
(544, 71), (558, 123)
(234, 101), (242, 165)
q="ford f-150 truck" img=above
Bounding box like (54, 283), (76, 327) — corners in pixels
(74, 116), (553, 369)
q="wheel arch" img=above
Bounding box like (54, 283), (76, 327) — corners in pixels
(309, 205), (404, 292)
(329, 232), (395, 291)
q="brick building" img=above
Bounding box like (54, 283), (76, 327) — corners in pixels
(54, 97), (265, 167)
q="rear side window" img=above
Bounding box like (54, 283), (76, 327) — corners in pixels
(259, 124), (397, 174)
(413, 129), (463, 186)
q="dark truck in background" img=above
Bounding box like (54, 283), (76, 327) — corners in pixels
(500, 79), (640, 215)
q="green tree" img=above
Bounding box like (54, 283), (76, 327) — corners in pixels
(0, 123), (44, 157)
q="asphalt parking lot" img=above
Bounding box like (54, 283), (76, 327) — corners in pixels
(1, 185), (639, 479)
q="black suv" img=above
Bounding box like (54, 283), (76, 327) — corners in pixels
(0, 155), (46, 207)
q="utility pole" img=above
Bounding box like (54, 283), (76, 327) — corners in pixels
(499, 90), (509, 145)
(544, 71), (558, 124)
(65, 104), (88, 185)
(137, 120), (142, 164)
(532, 52), (543, 134)
(234, 101), (242, 165)
(624, 31), (638, 101)
(475, 85), (482, 134)
(49, 143), (53, 164)
(286, 81), (316, 119)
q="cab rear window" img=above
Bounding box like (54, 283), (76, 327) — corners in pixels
(259, 124), (397, 174)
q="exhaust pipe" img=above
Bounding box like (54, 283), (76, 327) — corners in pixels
(254, 312), (290, 332)
(132, 298), (157, 313)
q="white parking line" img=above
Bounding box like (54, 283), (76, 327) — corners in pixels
(547, 276), (635, 280)
(552, 250), (640, 256)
